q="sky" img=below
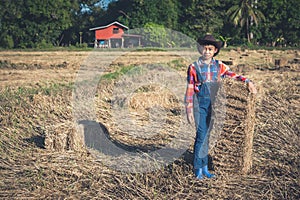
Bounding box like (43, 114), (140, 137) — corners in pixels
(96, 0), (116, 9)
(81, 0), (115, 12)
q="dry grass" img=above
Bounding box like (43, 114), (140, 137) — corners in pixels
(0, 50), (299, 199)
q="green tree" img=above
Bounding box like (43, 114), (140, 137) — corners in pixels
(142, 22), (168, 47)
(226, 0), (265, 43)
(106, 0), (179, 30)
(0, 0), (24, 48)
(258, 0), (300, 46)
(61, 0), (105, 46)
(0, 35), (14, 49)
(0, 0), (99, 48)
(178, 0), (223, 40)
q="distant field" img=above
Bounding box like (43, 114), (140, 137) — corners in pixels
(0, 49), (299, 199)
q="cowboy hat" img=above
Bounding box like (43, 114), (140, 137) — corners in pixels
(197, 34), (223, 57)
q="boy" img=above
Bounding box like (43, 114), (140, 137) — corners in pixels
(185, 34), (257, 180)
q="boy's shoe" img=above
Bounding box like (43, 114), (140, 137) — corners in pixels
(194, 168), (203, 180)
(202, 165), (215, 178)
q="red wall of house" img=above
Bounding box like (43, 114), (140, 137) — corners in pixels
(95, 24), (125, 40)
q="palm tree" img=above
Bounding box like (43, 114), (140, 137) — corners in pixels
(226, 0), (265, 43)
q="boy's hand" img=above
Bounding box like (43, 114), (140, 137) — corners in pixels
(248, 81), (257, 94)
(186, 103), (194, 124)
(187, 112), (194, 124)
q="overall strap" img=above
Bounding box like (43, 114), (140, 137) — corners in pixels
(216, 60), (219, 69)
(215, 59), (220, 81)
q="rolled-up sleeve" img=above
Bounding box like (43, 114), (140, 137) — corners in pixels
(185, 65), (196, 104)
(219, 61), (250, 83)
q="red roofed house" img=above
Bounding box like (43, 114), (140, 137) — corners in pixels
(89, 21), (141, 48)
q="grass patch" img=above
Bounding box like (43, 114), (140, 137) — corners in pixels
(167, 58), (188, 71)
(101, 65), (142, 81)
(1, 82), (73, 98)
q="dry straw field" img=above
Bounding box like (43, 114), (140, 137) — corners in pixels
(0, 48), (299, 199)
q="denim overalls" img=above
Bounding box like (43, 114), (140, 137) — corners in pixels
(193, 60), (220, 169)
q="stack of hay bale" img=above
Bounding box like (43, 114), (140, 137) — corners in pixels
(210, 78), (256, 174)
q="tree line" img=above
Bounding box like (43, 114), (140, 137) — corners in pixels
(0, 0), (299, 49)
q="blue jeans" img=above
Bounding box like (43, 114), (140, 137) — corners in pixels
(193, 95), (212, 169)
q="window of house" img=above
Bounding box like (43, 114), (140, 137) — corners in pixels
(113, 28), (119, 34)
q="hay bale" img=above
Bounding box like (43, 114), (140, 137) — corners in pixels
(210, 79), (256, 174)
(242, 94), (255, 174)
(45, 121), (85, 152)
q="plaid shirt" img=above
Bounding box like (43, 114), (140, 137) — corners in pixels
(185, 58), (249, 110)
